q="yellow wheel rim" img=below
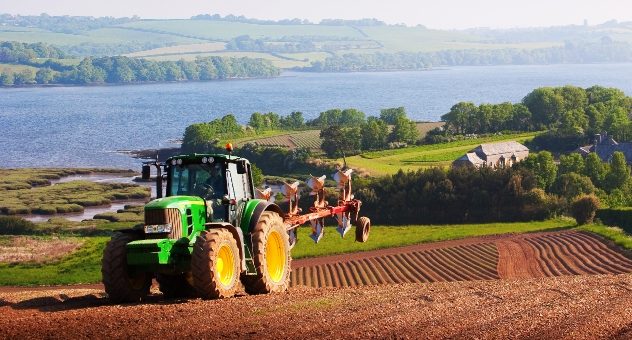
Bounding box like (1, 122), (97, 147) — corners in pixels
(216, 244), (235, 287)
(265, 230), (286, 283)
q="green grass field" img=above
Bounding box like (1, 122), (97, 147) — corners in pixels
(346, 132), (540, 175)
(119, 20), (364, 41)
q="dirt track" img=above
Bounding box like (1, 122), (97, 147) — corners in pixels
(1, 230), (631, 339)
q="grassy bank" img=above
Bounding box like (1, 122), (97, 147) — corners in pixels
(0, 236), (108, 285)
(0, 218), (573, 286)
(577, 224), (632, 251)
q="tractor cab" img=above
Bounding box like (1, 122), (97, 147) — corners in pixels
(142, 153), (255, 225)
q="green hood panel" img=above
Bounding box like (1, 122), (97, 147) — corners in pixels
(145, 196), (206, 210)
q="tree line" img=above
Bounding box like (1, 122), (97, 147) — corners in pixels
(0, 13), (139, 34)
(439, 85), (632, 151)
(181, 107), (420, 157)
(304, 41), (632, 71)
(519, 151), (632, 208)
(1, 55), (280, 86)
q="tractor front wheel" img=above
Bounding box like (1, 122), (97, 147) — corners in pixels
(355, 216), (371, 243)
(242, 211), (291, 295)
(102, 232), (152, 303)
(191, 229), (241, 299)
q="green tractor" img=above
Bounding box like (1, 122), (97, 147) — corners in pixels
(102, 150), (370, 302)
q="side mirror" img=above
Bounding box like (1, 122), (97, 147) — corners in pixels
(236, 160), (247, 174)
(141, 165), (151, 180)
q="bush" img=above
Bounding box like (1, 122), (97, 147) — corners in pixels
(0, 216), (37, 235)
(571, 194), (600, 225)
(596, 208), (632, 233)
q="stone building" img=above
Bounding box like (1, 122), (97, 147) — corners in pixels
(453, 141), (529, 168)
(576, 133), (632, 164)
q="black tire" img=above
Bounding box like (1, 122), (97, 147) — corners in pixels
(355, 216), (371, 243)
(102, 233), (152, 303)
(242, 211), (291, 295)
(191, 229), (240, 299)
(156, 273), (195, 299)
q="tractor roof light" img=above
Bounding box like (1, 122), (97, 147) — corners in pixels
(225, 143), (233, 153)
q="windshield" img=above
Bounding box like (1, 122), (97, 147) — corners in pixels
(168, 162), (226, 199)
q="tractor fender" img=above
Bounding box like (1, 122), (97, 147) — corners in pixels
(204, 222), (246, 273)
(248, 201), (283, 232)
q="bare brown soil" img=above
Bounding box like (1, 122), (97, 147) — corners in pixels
(291, 231), (632, 287)
(0, 230), (631, 339)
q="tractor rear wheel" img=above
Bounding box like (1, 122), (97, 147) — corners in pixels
(191, 229), (240, 299)
(156, 273), (195, 299)
(355, 216), (371, 243)
(242, 211), (291, 294)
(102, 232), (152, 303)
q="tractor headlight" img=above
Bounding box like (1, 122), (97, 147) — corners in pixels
(202, 157), (208, 163)
(176, 159), (183, 165)
(170, 159), (177, 166)
(144, 224), (173, 234)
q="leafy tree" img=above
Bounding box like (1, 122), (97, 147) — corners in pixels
(551, 173), (596, 198)
(522, 87), (564, 129)
(509, 104), (533, 131)
(583, 153), (607, 187)
(0, 71), (13, 85)
(379, 107), (407, 124)
(35, 67), (54, 84)
(279, 111), (304, 129)
(320, 126), (361, 159)
(389, 116), (419, 144)
(361, 118), (389, 150)
(558, 153), (585, 175)
(556, 85), (588, 113)
(441, 102), (477, 134)
(604, 151), (630, 192)
(571, 194), (600, 225)
(520, 151), (557, 190)
(340, 108), (366, 126)
(249, 112), (265, 130)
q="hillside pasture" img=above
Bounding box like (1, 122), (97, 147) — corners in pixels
(345, 132), (539, 175)
(117, 20), (364, 41)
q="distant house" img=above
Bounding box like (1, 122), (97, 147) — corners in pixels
(453, 141), (529, 168)
(576, 133), (632, 164)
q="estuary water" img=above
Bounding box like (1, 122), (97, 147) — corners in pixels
(2, 64), (632, 169)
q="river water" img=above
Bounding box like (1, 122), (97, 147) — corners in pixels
(2, 64), (632, 170)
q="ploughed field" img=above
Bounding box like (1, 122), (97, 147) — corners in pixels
(1, 230), (631, 339)
(290, 231), (632, 287)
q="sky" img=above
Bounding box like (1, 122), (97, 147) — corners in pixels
(3, 0), (632, 29)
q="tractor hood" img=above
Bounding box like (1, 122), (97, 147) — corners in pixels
(144, 196), (206, 211)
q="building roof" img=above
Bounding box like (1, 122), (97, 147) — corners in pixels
(475, 141), (529, 157)
(455, 152), (485, 166)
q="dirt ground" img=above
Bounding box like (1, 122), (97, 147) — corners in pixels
(0, 231), (631, 339)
